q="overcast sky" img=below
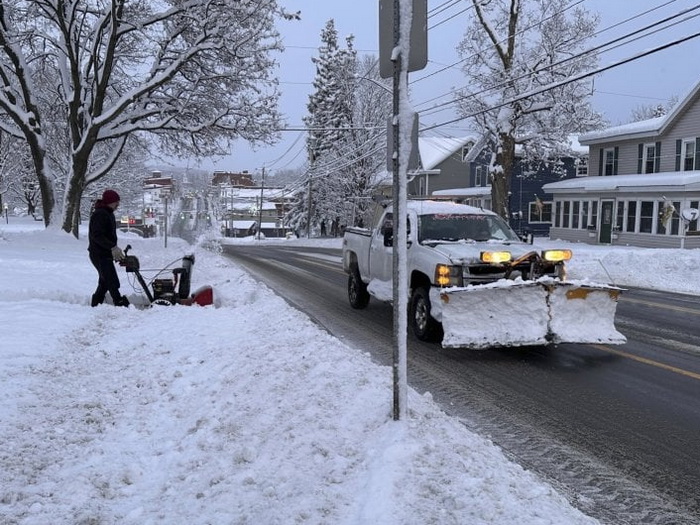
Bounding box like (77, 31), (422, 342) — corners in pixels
(184, 0), (700, 176)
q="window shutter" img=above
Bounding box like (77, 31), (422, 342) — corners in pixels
(675, 139), (682, 171)
(655, 141), (661, 173)
(598, 148), (603, 176)
(637, 143), (643, 174)
(613, 147), (619, 175)
(695, 138), (700, 170)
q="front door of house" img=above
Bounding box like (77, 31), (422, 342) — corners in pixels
(599, 200), (614, 244)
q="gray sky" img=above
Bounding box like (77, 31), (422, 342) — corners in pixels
(186, 0), (700, 176)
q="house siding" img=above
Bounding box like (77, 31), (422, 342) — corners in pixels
(664, 90), (700, 143)
(550, 80), (700, 249)
(548, 227), (700, 249)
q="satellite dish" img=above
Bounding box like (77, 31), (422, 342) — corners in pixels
(681, 208), (699, 222)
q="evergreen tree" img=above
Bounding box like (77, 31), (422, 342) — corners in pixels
(293, 22), (390, 235)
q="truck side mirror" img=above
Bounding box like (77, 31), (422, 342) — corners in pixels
(520, 232), (533, 244)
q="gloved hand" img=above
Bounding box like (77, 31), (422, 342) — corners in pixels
(111, 246), (125, 262)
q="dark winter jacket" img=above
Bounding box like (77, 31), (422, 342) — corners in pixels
(88, 201), (118, 258)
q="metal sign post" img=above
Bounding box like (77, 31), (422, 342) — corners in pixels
(379, 0), (427, 421)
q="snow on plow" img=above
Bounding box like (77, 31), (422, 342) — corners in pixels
(430, 279), (626, 349)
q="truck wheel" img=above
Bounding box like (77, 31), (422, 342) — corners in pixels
(348, 269), (370, 309)
(410, 287), (442, 342)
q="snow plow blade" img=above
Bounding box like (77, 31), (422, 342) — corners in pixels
(430, 280), (625, 349)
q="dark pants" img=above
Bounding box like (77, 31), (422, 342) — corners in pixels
(89, 252), (124, 306)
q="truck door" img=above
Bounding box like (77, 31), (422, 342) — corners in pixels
(369, 212), (394, 283)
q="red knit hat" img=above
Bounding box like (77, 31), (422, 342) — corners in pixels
(102, 189), (120, 205)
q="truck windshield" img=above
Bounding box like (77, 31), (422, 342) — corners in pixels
(418, 214), (520, 243)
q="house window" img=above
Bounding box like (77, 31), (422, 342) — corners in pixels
(576, 158), (588, 177)
(688, 201), (699, 231)
(615, 201), (624, 231)
(643, 144), (656, 173)
(682, 139), (696, 171)
(603, 148), (616, 176)
(658, 200), (681, 235)
(626, 201), (637, 232)
(640, 201), (654, 233)
(572, 201), (580, 229)
(554, 201), (561, 227)
(418, 177), (427, 196)
(475, 165), (483, 186)
(461, 145), (470, 162)
(581, 201), (589, 228)
(562, 201), (570, 228)
(528, 201), (552, 223)
(591, 201), (598, 229)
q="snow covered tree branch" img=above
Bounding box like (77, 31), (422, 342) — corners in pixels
(0, 0), (296, 235)
(456, 0), (604, 219)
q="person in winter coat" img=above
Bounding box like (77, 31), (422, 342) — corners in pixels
(88, 189), (130, 307)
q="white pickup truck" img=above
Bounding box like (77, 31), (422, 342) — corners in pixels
(342, 199), (625, 349)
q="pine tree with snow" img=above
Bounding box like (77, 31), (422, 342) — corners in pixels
(293, 22), (390, 235)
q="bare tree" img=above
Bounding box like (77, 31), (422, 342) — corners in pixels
(630, 96), (679, 123)
(456, 0), (603, 219)
(0, 0), (297, 236)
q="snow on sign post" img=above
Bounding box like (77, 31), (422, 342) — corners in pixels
(379, 0), (427, 79)
(379, 0), (427, 421)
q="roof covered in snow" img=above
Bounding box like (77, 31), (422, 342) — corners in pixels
(432, 187), (492, 197)
(579, 78), (700, 144)
(543, 171), (700, 193)
(394, 199), (497, 216)
(418, 136), (475, 169)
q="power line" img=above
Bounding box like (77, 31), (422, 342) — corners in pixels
(412, 0), (685, 112)
(418, 3), (700, 119)
(421, 29), (700, 133)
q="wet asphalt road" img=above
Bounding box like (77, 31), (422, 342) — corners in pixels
(223, 244), (700, 525)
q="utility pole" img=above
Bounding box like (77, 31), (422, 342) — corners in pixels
(164, 196), (168, 248)
(306, 173), (313, 239)
(257, 167), (266, 240)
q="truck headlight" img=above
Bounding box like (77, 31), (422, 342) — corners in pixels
(435, 264), (463, 287)
(542, 249), (572, 262)
(480, 251), (511, 264)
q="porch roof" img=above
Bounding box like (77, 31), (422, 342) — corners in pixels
(432, 186), (492, 197)
(543, 172), (700, 194)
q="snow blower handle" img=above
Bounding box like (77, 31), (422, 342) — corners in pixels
(124, 244), (132, 255)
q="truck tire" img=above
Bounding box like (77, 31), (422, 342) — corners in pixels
(348, 268), (370, 309)
(410, 286), (442, 342)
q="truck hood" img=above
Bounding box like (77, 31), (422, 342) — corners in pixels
(426, 240), (535, 264)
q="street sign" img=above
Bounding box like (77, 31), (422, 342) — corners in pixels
(379, 0), (428, 79)
(387, 112), (420, 172)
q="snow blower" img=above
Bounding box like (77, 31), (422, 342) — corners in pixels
(119, 244), (214, 307)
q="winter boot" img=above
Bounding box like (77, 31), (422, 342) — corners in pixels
(91, 294), (104, 307)
(114, 296), (130, 308)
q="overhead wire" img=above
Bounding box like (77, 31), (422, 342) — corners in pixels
(421, 28), (700, 132)
(412, 0), (683, 114)
(418, 2), (700, 121)
(270, 1), (699, 181)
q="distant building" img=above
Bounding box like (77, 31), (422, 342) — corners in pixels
(211, 170), (255, 187)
